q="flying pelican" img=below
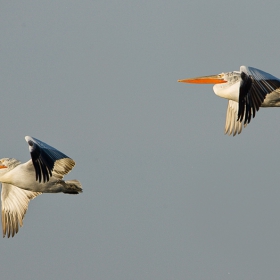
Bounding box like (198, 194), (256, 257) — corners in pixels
(178, 66), (280, 136)
(0, 136), (82, 238)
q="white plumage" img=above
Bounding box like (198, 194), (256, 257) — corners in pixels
(178, 66), (280, 136)
(0, 136), (82, 238)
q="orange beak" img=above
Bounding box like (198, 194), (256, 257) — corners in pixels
(178, 74), (227, 84)
(0, 165), (7, 169)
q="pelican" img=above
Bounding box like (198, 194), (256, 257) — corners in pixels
(0, 136), (82, 238)
(178, 66), (280, 136)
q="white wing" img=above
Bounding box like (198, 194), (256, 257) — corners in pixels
(1, 183), (41, 238)
(225, 100), (247, 136)
(25, 136), (75, 183)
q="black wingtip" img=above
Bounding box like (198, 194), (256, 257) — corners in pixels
(238, 72), (253, 124)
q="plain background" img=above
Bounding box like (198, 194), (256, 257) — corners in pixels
(1, 1), (280, 279)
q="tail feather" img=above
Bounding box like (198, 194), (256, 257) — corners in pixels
(63, 180), (82, 194)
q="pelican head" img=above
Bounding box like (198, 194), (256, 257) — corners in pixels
(178, 71), (241, 101)
(0, 158), (21, 171)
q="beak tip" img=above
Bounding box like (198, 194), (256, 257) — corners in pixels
(178, 79), (188, 83)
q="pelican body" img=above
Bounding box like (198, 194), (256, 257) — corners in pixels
(0, 160), (74, 193)
(0, 136), (82, 238)
(178, 66), (280, 136)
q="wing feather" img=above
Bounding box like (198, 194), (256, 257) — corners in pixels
(1, 183), (41, 238)
(25, 136), (75, 183)
(225, 100), (246, 136)
(238, 66), (280, 124)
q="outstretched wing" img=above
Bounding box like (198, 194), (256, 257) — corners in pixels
(1, 183), (41, 238)
(225, 100), (246, 136)
(238, 66), (280, 125)
(25, 136), (75, 183)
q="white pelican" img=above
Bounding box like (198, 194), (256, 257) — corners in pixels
(178, 66), (280, 136)
(0, 136), (82, 238)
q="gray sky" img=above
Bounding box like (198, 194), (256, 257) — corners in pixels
(1, 1), (280, 279)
